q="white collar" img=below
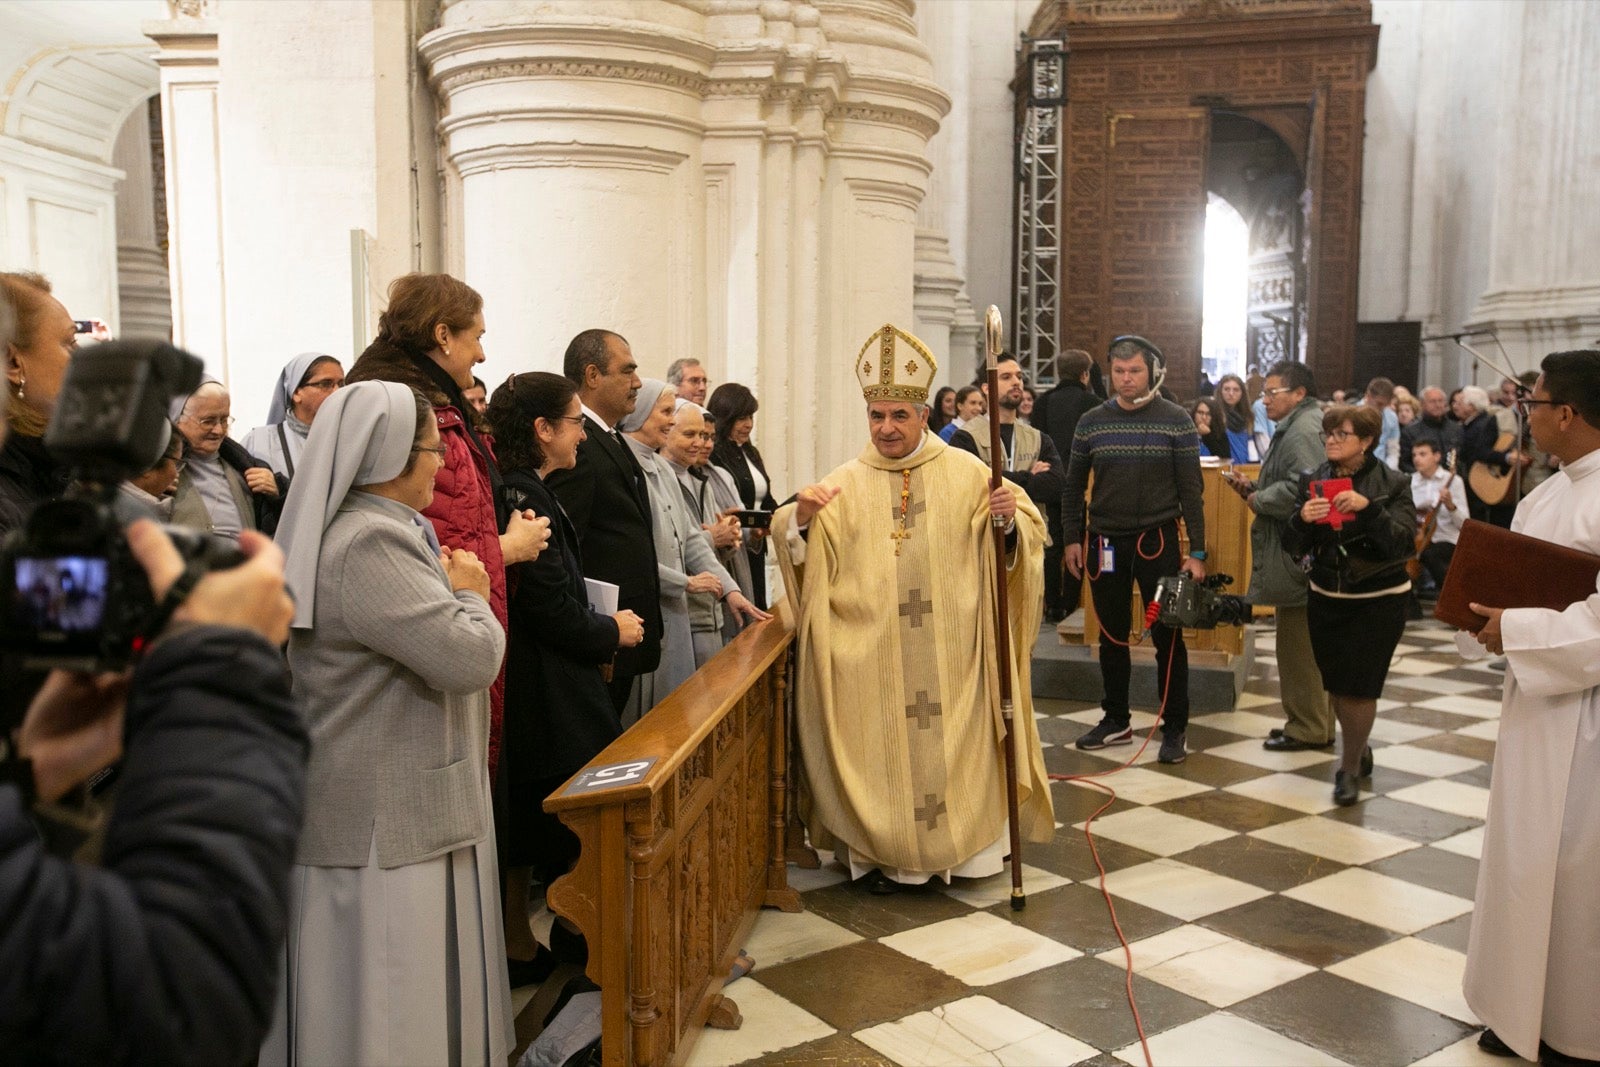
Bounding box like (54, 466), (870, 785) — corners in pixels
(580, 402), (612, 433)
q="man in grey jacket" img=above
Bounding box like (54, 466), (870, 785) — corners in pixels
(1226, 360), (1334, 750)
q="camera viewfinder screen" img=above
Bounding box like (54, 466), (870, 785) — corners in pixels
(14, 557), (110, 634)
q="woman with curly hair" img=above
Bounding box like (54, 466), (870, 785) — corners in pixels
(1215, 373), (1257, 462)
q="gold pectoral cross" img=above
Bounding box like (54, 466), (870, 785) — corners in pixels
(891, 526), (911, 555)
(892, 470), (912, 556)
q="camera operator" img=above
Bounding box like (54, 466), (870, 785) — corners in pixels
(0, 322), (307, 1062)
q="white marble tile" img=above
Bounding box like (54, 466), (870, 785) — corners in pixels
(942, 864), (1071, 909)
(855, 995), (1098, 1067)
(1375, 698), (1409, 713)
(880, 911), (1079, 986)
(1384, 675), (1499, 696)
(1184, 710), (1285, 737)
(1114, 1011), (1349, 1066)
(681, 979), (834, 1067)
(1410, 1033), (1521, 1066)
(1075, 805), (1237, 857)
(1432, 827), (1486, 860)
(1374, 745), (1484, 779)
(741, 908), (862, 968)
(1250, 815), (1418, 865)
(1076, 742), (1163, 767)
(783, 859), (851, 893)
(1062, 765), (1214, 804)
(1386, 658), (1455, 676)
(1368, 718), (1445, 744)
(1328, 937), (1478, 1024)
(1389, 779), (1492, 821)
(1390, 641), (1429, 656)
(1233, 690), (1283, 709)
(1094, 924), (1232, 971)
(1206, 737), (1338, 771)
(1136, 935), (1317, 1008)
(1224, 771), (1339, 814)
(1412, 695), (1505, 719)
(1284, 868), (1473, 934)
(1455, 720), (1501, 742)
(1101, 859), (1269, 921)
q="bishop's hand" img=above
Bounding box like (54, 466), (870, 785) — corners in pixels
(989, 484), (1017, 525)
(794, 483), (841, 528)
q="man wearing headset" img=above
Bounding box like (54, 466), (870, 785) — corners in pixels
(1061, 336), (1207, 763)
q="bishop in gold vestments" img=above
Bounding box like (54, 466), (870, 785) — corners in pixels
(774, 325), (1054, 888)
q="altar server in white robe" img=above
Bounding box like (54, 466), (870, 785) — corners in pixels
(1462, 349), (1600, 1065)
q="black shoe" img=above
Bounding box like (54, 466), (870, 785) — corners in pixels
(1359, 744), (1374, 778)
(1268, 727), (1285, 739)
(1075, 720), (1134, 750)
(1539, 1039), (1600, 1066)
(860, 869), (900, 895)
(506, 951), (558, 989)
(1333, 770), (1360, 806)
(1263, 734), (1335, 752)
(1477, 1029), (1516, 1058)
(1157, 732), (1187, 764)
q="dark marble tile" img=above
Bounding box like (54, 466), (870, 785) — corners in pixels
(749, 1032), (897, 1066)
(1051, 779), (1139, 825)
(1029, 827), (1161, 883)
(1233, 971), (1476, 1065)
(984, 881), (1182, 954)
(1155, 790), (1304, 833)
(1177, 723), (1245, 752)
(1416, 912), (1473, 954)
(1200, 894), (1399, 968)
(1288, 761), (1428, 797)
(752, 941), (969, 1033)
(1385, 706), (1485, 732)
(1322, 796), (1482, 843)
(1172, 836), (1345, 892)
(1413, 732), (1497, 763)
(802, 879), (976, 940)
(1447, 763), (1496, 789)
(1037, 716), (1095, 746)
(1034, 697), (1104, 716)
(1044, 744), (1129, 779)
(1150, 751), (1273, 788)
(1366, 848), (1481, 900)
(986, 957), (1212, 1050)
(1433, 667), (1506, 689)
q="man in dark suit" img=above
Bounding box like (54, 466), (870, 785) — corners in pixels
(544, 329), (663, 715)
(1032, 348), (1099, 620)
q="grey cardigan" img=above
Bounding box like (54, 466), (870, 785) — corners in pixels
(288, 492), (506, 868)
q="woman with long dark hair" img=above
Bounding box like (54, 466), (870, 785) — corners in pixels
(1216, 373), (1257, 462)
(487, 371), (643, 979)
(929, 386), (957, 436)
(1189, 396), (1231, 459)
(708, 382), (778, 608)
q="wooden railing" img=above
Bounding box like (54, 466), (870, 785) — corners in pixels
(545, 620), (801, 1067)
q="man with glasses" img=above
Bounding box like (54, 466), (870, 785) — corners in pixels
(170, 380), (284, 538)
(1462, 350), (1600, 1065)
(1224, 360), (1334, 752)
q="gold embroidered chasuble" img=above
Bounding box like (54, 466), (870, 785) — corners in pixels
(773, 435), (1055, 874)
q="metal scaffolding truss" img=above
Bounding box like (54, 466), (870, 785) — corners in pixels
(1013, 38), (1065, 388)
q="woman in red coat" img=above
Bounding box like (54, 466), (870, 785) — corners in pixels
(345, 273), (549, 779)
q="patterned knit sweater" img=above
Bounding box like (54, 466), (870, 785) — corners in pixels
(1061, 397), (1207, 547)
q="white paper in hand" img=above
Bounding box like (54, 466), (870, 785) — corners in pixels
(584, 578), (619, 616)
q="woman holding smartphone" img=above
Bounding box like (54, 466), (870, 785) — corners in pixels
(1282, 404), (1415, 806)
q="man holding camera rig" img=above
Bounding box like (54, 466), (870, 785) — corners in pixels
(0, 312), (308, 1064)
(1062, 335), (1207, 764)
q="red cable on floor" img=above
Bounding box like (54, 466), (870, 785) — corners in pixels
(1045, 544), (1178, 1067)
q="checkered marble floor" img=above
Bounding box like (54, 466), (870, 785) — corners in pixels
(684, 617), (1521, 1067)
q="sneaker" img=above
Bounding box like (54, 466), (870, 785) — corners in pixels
(1157, 732), (1187, 764)
(1074, 720), (1134, 750)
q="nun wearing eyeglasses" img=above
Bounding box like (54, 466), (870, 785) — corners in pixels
(261, 380), (512, 1066)
(241, 351), (345, 479)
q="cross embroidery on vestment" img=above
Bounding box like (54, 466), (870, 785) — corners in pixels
(914, 794), (947, 830)
(897, 588), (933, 629)
(905, 691), (942, 729)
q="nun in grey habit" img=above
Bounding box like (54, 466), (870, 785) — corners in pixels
(618, 379), (766, 719)
(240, 351), (344, 479)
(261, 380), (512, 1066)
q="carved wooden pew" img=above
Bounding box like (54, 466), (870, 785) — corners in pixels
(545, 620), (802, 1066)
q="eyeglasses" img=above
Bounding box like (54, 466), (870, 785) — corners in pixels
(412, 445), (449, 457)
(301, 378), (343, 391)
(550, 415), (586, 426)
(185, 415), (233, 430)
(1515, 397), (1564, 412)
(1323, 429), (1357, 442)
(1262, 386), (1296, 398)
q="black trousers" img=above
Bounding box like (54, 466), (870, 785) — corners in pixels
(1419, 540), (1455, 592)
(1086, 520), (1189, 735)
(1044, 503), (1078, 615)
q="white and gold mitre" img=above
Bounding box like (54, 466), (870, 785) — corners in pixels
(855, 324), (939, 404)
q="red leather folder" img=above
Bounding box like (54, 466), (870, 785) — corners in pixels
(1434, 519), (1600, 633)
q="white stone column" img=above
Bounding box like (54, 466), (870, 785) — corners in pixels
(145, 13), (227, 375)
(111, 101), (172, 339)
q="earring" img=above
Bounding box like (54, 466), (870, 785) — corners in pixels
(15, 373), (23, 402)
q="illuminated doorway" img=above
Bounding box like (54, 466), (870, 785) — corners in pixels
(1201, 193), (1249, 386)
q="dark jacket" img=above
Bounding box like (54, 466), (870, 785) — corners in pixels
(346, 338), (510, 771)
(1035, 380), (1099, 464)
(710, 439), (777, 606)
(1247, 397), (1325, 606)
(0, 625), (308, 1065)
(1283, 454), (1415, 595)
(0, 434), (68, 541)
(1398, 413), (1461, 474)
(500, 469), (623, 794)
(218, 438), (288, 535)
(543, 416), (663, 682)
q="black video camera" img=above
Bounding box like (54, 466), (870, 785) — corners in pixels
(1148, 572), (1253, 630)
(0, 340), (243, 672)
